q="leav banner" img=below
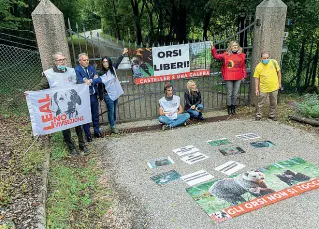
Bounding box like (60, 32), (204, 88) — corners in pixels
(26, 84), (92, 136)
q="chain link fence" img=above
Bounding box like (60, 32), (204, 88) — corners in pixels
(0, 44), (43, 117)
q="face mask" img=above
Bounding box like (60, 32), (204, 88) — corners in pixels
(57, 65), (66, 71)
(262, 59), (270, 65)
(232, 50), (238, 54)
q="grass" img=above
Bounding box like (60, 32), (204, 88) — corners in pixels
(46, 133), (114, 228)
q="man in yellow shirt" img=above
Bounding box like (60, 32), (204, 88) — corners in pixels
(254, 51), (282, 121)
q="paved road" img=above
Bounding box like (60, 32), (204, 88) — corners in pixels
(97, 119), (319, 229)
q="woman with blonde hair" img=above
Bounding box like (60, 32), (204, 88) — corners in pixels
(184, 80), (204, 120)
(211, 40), (246, 115)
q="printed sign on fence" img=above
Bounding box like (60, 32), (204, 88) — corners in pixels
(131, 42), (211, 84)
(26, 84), (91, 136)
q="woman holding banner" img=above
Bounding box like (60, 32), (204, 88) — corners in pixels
(98, 48), (128, 134)
(211, 41), (246, 115)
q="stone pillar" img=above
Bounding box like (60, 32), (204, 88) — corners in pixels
(250, 0), (287, 104)
(32, 0), (71, 71)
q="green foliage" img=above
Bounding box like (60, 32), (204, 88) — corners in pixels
(297, 94), (319, 118)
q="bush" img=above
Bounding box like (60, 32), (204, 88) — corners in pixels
(297, 94), (319, 118)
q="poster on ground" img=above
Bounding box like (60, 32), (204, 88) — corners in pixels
(250, 140), (275, 148)
(181, 170), (214, 186)
(215, 161), (246, 175)
(186, 157), (319, 224)
(219, 146), (246, 156)
(235, 133), (261, 140)
(207, 138), (232, 147)
(151, 170), (181, 186)
(147, 156), (174, 169)
(26, 84), (91, 136)
(130, 42), (211, 84)
(172, 145), (200, 156)
(181, 152), (209, 165)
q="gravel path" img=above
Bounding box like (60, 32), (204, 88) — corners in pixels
(99, 119), (319, 229)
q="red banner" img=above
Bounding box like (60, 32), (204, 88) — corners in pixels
(134, 69), (210, 85)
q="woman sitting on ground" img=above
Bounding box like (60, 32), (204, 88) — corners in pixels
(184, 80), (204, 120)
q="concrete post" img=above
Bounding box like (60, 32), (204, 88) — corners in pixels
(31, 0), (71, 71)
(250, 0), (287, 104)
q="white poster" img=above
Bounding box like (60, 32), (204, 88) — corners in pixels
(152, 44), (190, 76)
(172, 145), (200, 156)
(26, 84), (92, 136)
(214, 161), (246, 176)
(181, 170), (214, 186)
(181, 152), (209, 165)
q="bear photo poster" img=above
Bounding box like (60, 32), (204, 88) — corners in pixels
(186, 157), (319, 224)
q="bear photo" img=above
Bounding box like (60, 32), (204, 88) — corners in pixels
(208, 170), (275, 205)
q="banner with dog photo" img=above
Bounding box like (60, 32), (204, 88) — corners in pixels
(26, 84), (91, 136)
(186, 157), (319, 224)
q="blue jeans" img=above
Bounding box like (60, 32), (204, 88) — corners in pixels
(187, 104), (204, 118)
(158, 113), (190, 128)
(83, 94), (100, 137)
(225, 80), (241, 106)
(103, 94), (118, 128)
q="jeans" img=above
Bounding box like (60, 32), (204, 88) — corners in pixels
(104, 94), (118, 128)
(225, 80), (241, 106)
(158, 113), (190, 128)
(83, 94), (100, 137)
(256, 90), (278, 118)
(187, 104), (204, 118)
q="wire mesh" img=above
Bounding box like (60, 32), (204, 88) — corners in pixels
(0, 44), (43, 116)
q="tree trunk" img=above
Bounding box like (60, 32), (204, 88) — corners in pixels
(311, 44), (319, 86)
(237, 13), (247, 50)
(156, 0), (164, 44)
(112, 0), (121, 39)
(173, 2), (187, 43)
(305, 38), (314, 87)
(131, 0), (144, 44)
(203, 11), (212, 40)
(296, 39), (306, 93)
(145, 3), (154, 43)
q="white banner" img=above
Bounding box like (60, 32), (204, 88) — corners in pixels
(152, 44), (190, 76)
(26, 84), (92, 136)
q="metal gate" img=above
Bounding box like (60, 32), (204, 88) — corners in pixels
(67, 17), (255, 123)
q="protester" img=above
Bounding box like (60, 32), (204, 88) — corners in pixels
(254, 51), (282, 121)
(31, 52), (89, 155)
(184, 80), (204, 120)
(75, 53), (102, 142)
(98, 48), (128, 134)
(211, 40), (246, 115)
(158, 83), (190, 130)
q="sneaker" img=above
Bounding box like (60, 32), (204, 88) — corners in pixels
(86, 136), (92, 142)
(198, 114), (204, 120)
(79, 145), (90, 154)
(69, 148), (79, 156)
(269, 116), (277, 121)
(162, 125), (172, 130)
(255, 117), (261, 121)
(94, 132), (103, 138)
(111, 127), (120, 134)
